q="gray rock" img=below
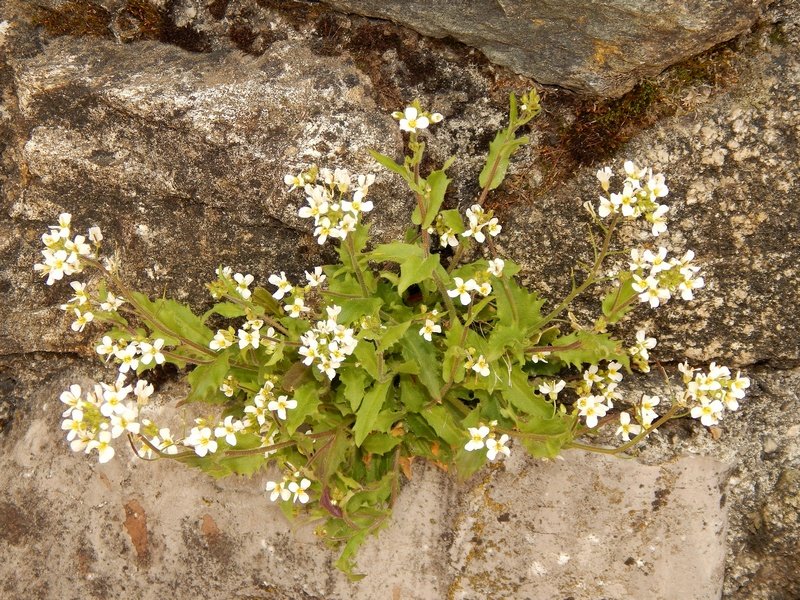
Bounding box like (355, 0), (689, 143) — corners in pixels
(322, 0), (769, 96)
(3, 34), (408, 355)
(1, 0), (799, 597)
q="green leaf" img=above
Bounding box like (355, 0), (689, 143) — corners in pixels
(516, 415), (574, 458)
(285, 382), (321, 435)
(337, 298), (383, 324)
(369, 242), (424, 263)
(496, 278), (545, 329)
(132, 293), (213, 347)
(420, 168), (452, 229)
(334, 530), (369, 581)
(552, 331), (628, 369)
(362, 432), (401, 455)
(186, 353), (230, 404)
(421, 404), (464, 448)
(369, 149), (411, 182)
(353, 342), (380, 379)
(217, 433), (268, 476)
(399, 333), (442, 401)
(601, 277), (638, 324)
(202, 302), (248, 321)
(340, 367), (369, 412)
(502, 367), (552, 419)
(454, 446), (486, 480)
(378, 321), (411, 352)
(399, 375), (427, 412)
(479, 130), (529, 191)
(313, 428), (352, 484)
(251, 287), (282, 316)
(354, 380), (393, 446)
(439, 209), (465, 234)
(398, 254), (439, 295)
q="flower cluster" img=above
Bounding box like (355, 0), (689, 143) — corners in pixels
(629, 248), (705, 308)
(426, 214), (460, 248)
(679, 362), (750, 426)
(286, 166), (376, 245)
(59, 377), (153, 464)
(298, 305), (358, 380)
(266, 471), (313, 504)
(596, 161), (669, 236)
(464, 421), (511, 461)
(97, 336), (166, 373)
(34, 213), (101, 285)
(574, 361), (624, 426)
(461, 204), (501, 244)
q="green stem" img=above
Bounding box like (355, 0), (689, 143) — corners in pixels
(565, 404), (681, 455)
(345, 235), (370, 297)
(535, 215), (619, 330)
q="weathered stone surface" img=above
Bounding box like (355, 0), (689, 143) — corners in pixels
(322, 0), (769, 96)
(2, 34), (409, 355)
(500, 5), (800, 368)
(1, 0), (799, 597)
(0, 354), (734, 600)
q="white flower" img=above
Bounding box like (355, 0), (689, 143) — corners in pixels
(185, 426), (218, 457)
(133, 379), (154, 405)
(288, 478), (312, 504)
(486, 434), (511, 461)
(472, 355), (490, 377)
(596, 166), (613, 191)
(238, 328), (260, 350)
(447, 277), (473, 306)
(99, 292), (124, 312)
(96, 336), (116, 360)
(153, 428), (178, 455)
(86, 430), (115, 463)
(59, 384), (83, 417)
(266, 479), (291, 502)
(268, 395), (297, 421)
(615, 412), (642, 441)
(578, 395), (608, 428)
(210, 328), (235, 350)
(233, 273), (254, 299)
(284, 297), (309, 318)
(691, 399), (724, 427)
(304, 266), (326, 287)
(110, 406), (140, 438)
(640, 395), (660, 426)
(268, 272), (294, 300)
(71, 308), (94, 332)
(61, 409), (84, 442)
(465, 425), (490, 451)
(214, 415), (244, 446)
(139, 339), (165, 365)
(419, 319), (441, 342)
(538, 379), (566, 401)
(398, 106), (429, 133)
(487, 258), (505, 277)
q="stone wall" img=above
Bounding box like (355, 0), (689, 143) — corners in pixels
(1, 0), (798, 597)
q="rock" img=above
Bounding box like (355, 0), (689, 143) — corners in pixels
(2, 34), (408, 355)
(322, 0), (769, 96)
(0, 352), (734, 599)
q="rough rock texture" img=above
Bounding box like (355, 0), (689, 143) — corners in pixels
(322, 0), (770, 96)
(0, 353), (735, 600)
(1, 0), (799, 597)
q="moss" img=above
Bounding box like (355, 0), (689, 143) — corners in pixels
(31, 1), (113, 38)
(524, 38), (739, 203)
(30, 0), (210, 53)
